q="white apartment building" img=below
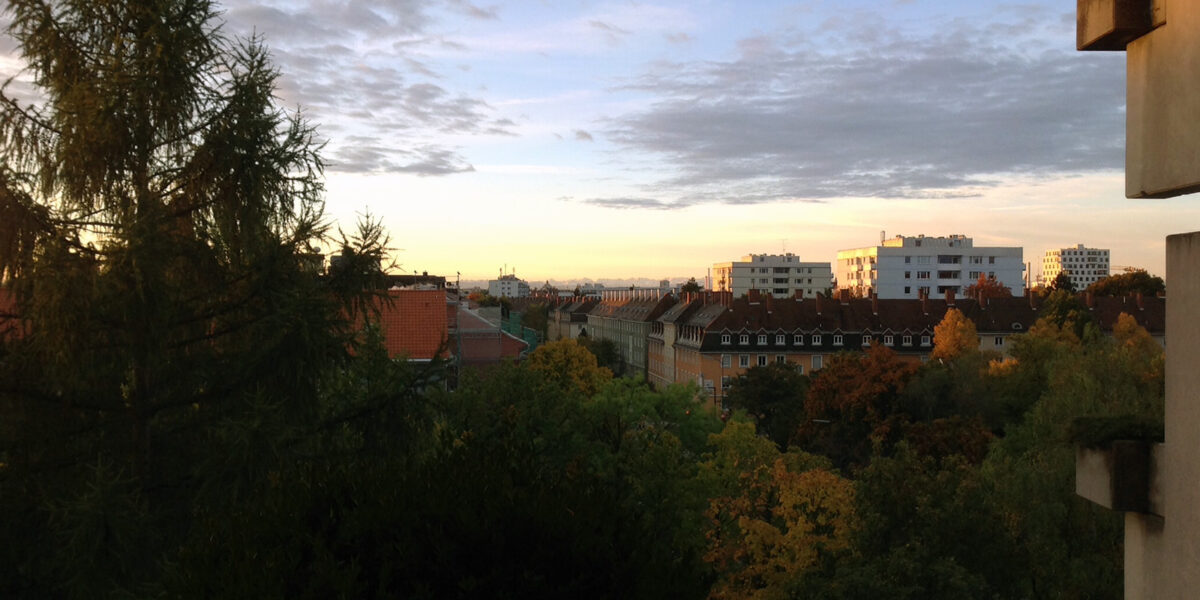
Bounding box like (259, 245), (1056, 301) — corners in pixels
(837, 234), (1025, 299)
(711, 253), (833, 298)
(487, 274), (530, 298)
(1042, 244), (1110, 289)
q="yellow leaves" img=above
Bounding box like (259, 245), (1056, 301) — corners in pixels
(524, 339), (613, 397)
(932, 308), (979, 361)
(987, 357), (1019, 377)
(703, 453), (857, 600)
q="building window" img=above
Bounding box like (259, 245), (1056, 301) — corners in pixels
(757, 334), (767, 345)
(757, 355), (767, 367)
(739, 334), (749, 344)
(884, 334), (894, 345)
(994, 336), (1003, 346)
(775, 334), (785, 345)
(812, 334), (822, 345)
(904, 256), (911, 264)
(904, 286), (911, 294)
(917, 271), (931, 279)
(739, 355), (749, 368)
(862, 335), (871, 346)
(776, 355), (786, 364)
(721, 354), (731, 368)
(904, 271), (911, 279)
(812, 355), (823, 370)
(921, 335), (931, 346)
(833, 334), (844, 346)
(989, 256), (996, 264)
(721, 376), (731, 389)
(796, 365), (804, 374)
(794, 334), (804, 345)
(903, 335), (913, 346)
(721, 334), (731, 345)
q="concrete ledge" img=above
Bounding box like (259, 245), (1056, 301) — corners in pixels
(1076, 441), (1162, 515)
(1078, 0), (1156, 50)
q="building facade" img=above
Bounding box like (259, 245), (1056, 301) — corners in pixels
(1042, 244), (1110, 289)
(488, 274), (530, 298)
(837, 234), (1025, 299)
(711, 253), (832, 299)
(585, 290), (676, 378)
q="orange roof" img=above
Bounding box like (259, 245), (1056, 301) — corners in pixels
(374, 288), (449, 360)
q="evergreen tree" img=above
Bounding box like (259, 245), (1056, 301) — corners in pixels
(0, 1), (385, 594)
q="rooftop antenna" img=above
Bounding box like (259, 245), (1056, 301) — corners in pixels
(881, 230), (886, 243)
(781, 238), (787, 253)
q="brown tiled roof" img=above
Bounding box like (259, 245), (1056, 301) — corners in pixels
(374, 289), (449, 360)
(589, 295), (677, 322)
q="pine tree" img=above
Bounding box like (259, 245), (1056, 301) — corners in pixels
(0, 1), (381, 594)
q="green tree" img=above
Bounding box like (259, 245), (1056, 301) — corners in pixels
(0, 1), (384, 595)
(520, 301), (550, 339)
(726, 362), (809, 449)
(681, 277), (703, 294)
(1086, 269), (1165, 297)
(1050, 271), (1077, 293)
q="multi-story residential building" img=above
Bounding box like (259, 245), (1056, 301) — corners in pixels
(585, 290), (676, 378)
(488, 273), (530, 298)
(712, 253), (832, 299)
(837, 234), (1025, 299)
(1042, 244), (1110, 289)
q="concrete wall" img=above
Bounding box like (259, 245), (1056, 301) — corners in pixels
(1127, 1), (1200, 198)
(1124, 231), (1200, 599)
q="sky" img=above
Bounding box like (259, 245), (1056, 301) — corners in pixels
(6, 1), (1200, 285)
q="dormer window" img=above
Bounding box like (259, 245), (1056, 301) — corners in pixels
(833, 334), (843, 346)
(813, 334), (823, 345)
(902, 335), (913, 346)
(739, 334), (749, 344)
(757, 334), (767, 345)
(721, 334), (731, 345)
(775, 334), (785, 345)
(921, 335), (931, 346)
(862, 335), (871, 346)
(884, 335), (894, 345)
(793, 334), (803, 345)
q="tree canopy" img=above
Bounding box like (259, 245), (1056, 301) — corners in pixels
(1086, 269), (1165, 297)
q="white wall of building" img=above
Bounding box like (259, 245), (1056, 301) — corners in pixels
(712, 253), (833, 298)
(1042, 244), (1110, 289)
(488, 275), (530, 298)
(836, 234), (1025, 299)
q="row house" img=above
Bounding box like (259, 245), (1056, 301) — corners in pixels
(585, 290), (677, 378)
(649, 289), (1164, 409)
(548, 298), (598, 341)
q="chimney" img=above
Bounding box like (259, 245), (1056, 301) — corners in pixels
(871, 291), (878, 315)
(748, 289), (761, 303)
(815, 293), (823, 315)
(794, 290), (804, 301)
(921, 291), (928, 315)
(839, 289), (850, 305)
(945, 288), (955, 307)
(1084, 291), (1094, 309)
(766, 294), (774, 311)
(1136, 292), (1144, 311)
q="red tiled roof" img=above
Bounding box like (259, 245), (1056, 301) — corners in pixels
(374, 289), (449, 360)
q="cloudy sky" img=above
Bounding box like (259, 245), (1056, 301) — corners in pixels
(9, 0), (1200, 283)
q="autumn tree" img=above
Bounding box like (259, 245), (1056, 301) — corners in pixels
(964, 274), (1011, 300)
(931, 308), (979, 361)
(794, 344), (919, 469)
(524, 338), (613, 397)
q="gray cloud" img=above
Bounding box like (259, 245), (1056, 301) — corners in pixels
(603, 7), (1125, 207)
(574, 130), (594, 142)
(220, 0), (513, 175)
(582, 197), (686, 210)
(664, 32), (691, 44)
